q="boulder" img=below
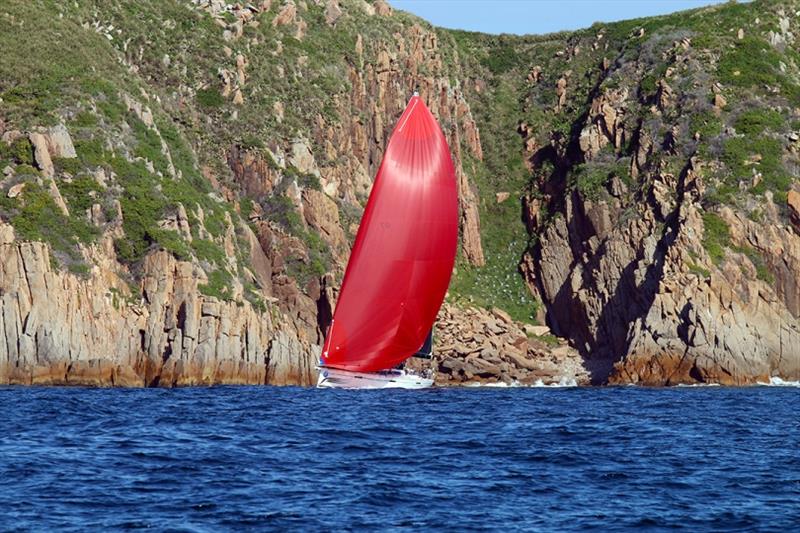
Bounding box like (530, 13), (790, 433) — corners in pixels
(29, 132), (54, 177)
(290, 138), (320, 177)
(7, 183), (25, 198)
(525, 324), (551, 337)
(505, 350), (539, 371)
(325, 0), (342, 25)
(46, 124), (77, 158)
(272, 1), (296, 26)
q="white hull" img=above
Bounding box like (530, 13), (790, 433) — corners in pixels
(316, 367), (434, 389)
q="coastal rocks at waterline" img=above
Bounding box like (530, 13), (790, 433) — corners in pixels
(413, 304), (589, 386)
(523, 70), (800, 386)
(0, 228), (317, 387)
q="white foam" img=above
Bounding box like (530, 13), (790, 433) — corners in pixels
(757, 376), (800, 387)
(530, 377), (578, 388)
(484, 381), (518, 388)
(464, 380), (519, 388)
(675, 383), (720, 387)
(463, 377), (578, 388)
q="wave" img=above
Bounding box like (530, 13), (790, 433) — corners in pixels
(463, 377), (578, 388)
(756, 376), (800, 387)
(465, 381), (519, 388)
(675, 377), (800, 387)
(531, 377), (578, 388)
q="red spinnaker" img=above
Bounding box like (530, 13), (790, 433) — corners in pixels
(320, 95), (458, 372)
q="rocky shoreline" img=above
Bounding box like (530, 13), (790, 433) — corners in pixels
(0, 223), (584, 388)
(420, 304), (590, 387)
(0, 232), (584, 388)
(0, 229), (318, 388)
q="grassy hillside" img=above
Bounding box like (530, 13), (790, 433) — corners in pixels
(438, 0), (799, 299)
(1, 0), (799, 326)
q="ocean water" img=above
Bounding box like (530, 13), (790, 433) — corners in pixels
(1, 385), (798, 531)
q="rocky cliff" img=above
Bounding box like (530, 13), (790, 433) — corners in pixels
(1, 0), (799, 386)
(0, 0), (495, 386)
(506, 0), (800, 384)
(0, 227), (316, 386)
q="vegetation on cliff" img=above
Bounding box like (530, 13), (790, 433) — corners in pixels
(1, 0), (799, 385)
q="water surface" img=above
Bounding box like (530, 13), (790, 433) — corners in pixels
(1, 385), (798, 530)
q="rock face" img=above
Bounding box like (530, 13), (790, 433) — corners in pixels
(0, 225), (317, 387)
(46, 124), (78, 159)
(518, 19), (800, 385)
(406, 304), (589, 386)
(532, 190), (800, 385)
(29, 133), (54, 178)
(4, 0), (799, 389)
(302, 21), (486, 265)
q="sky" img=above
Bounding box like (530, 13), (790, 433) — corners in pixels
(388, 0), (731, 35)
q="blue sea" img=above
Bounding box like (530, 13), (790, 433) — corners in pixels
(1, 384), (798, 531)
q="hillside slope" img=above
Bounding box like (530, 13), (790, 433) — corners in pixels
(0, 0), (798, 385)
(448, 0), (800, 384)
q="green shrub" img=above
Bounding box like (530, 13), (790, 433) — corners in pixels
(286, 165), (322, 191)
(717, 37), (799, 102)
(149, 228), (191, 260)
(7, 181), (98, 263)
(262, 194), (303, 233)
(239, 134), (263, 150)
(733, 244), (774, 283)
(199, 268), (233, 300)
(113, 158), (168, 263)
(72, 111), (98, 128)
(702, 211), (730, 264)
(703, 182), (737, 207)
(80, 78), (117, 97)
(203, 208), (229, 238)
(197, 87), (224, 108)
(114, 238), (136, 263)
(718, 37), (783, 88)
(571, 159), (629, 199)
(480, 40), (521, 75)
(690, 110), (722, 139)
(534, 333), (560, 346)
(14, 164), (40, 176)
(158, 120), (208, 191)
(747, 208), (763, 223)
(5, 137), (35, 165)
(734, 109), (784, 136)
(640, 64), (668, 96)
(97, 95), (126, 123)
(61, 175), (102, 213)
(240, 197), (255, 220)
(74, 138), (106, 167)
(53, 157), (83, 175)
(130, 115), (170, 175)
(191, 238), (227, 266)
(722, 136), (788, 196)
(68, 262), (91, 276)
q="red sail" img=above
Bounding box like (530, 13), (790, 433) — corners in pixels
(320, 96), (458, 372)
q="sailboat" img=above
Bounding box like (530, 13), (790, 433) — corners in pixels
(316, 92), (458, 389)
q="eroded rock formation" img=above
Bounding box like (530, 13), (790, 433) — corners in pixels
(414, 304), (589, 386)
(3, 0), (799, 388)
(0, 225), (318, 386)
